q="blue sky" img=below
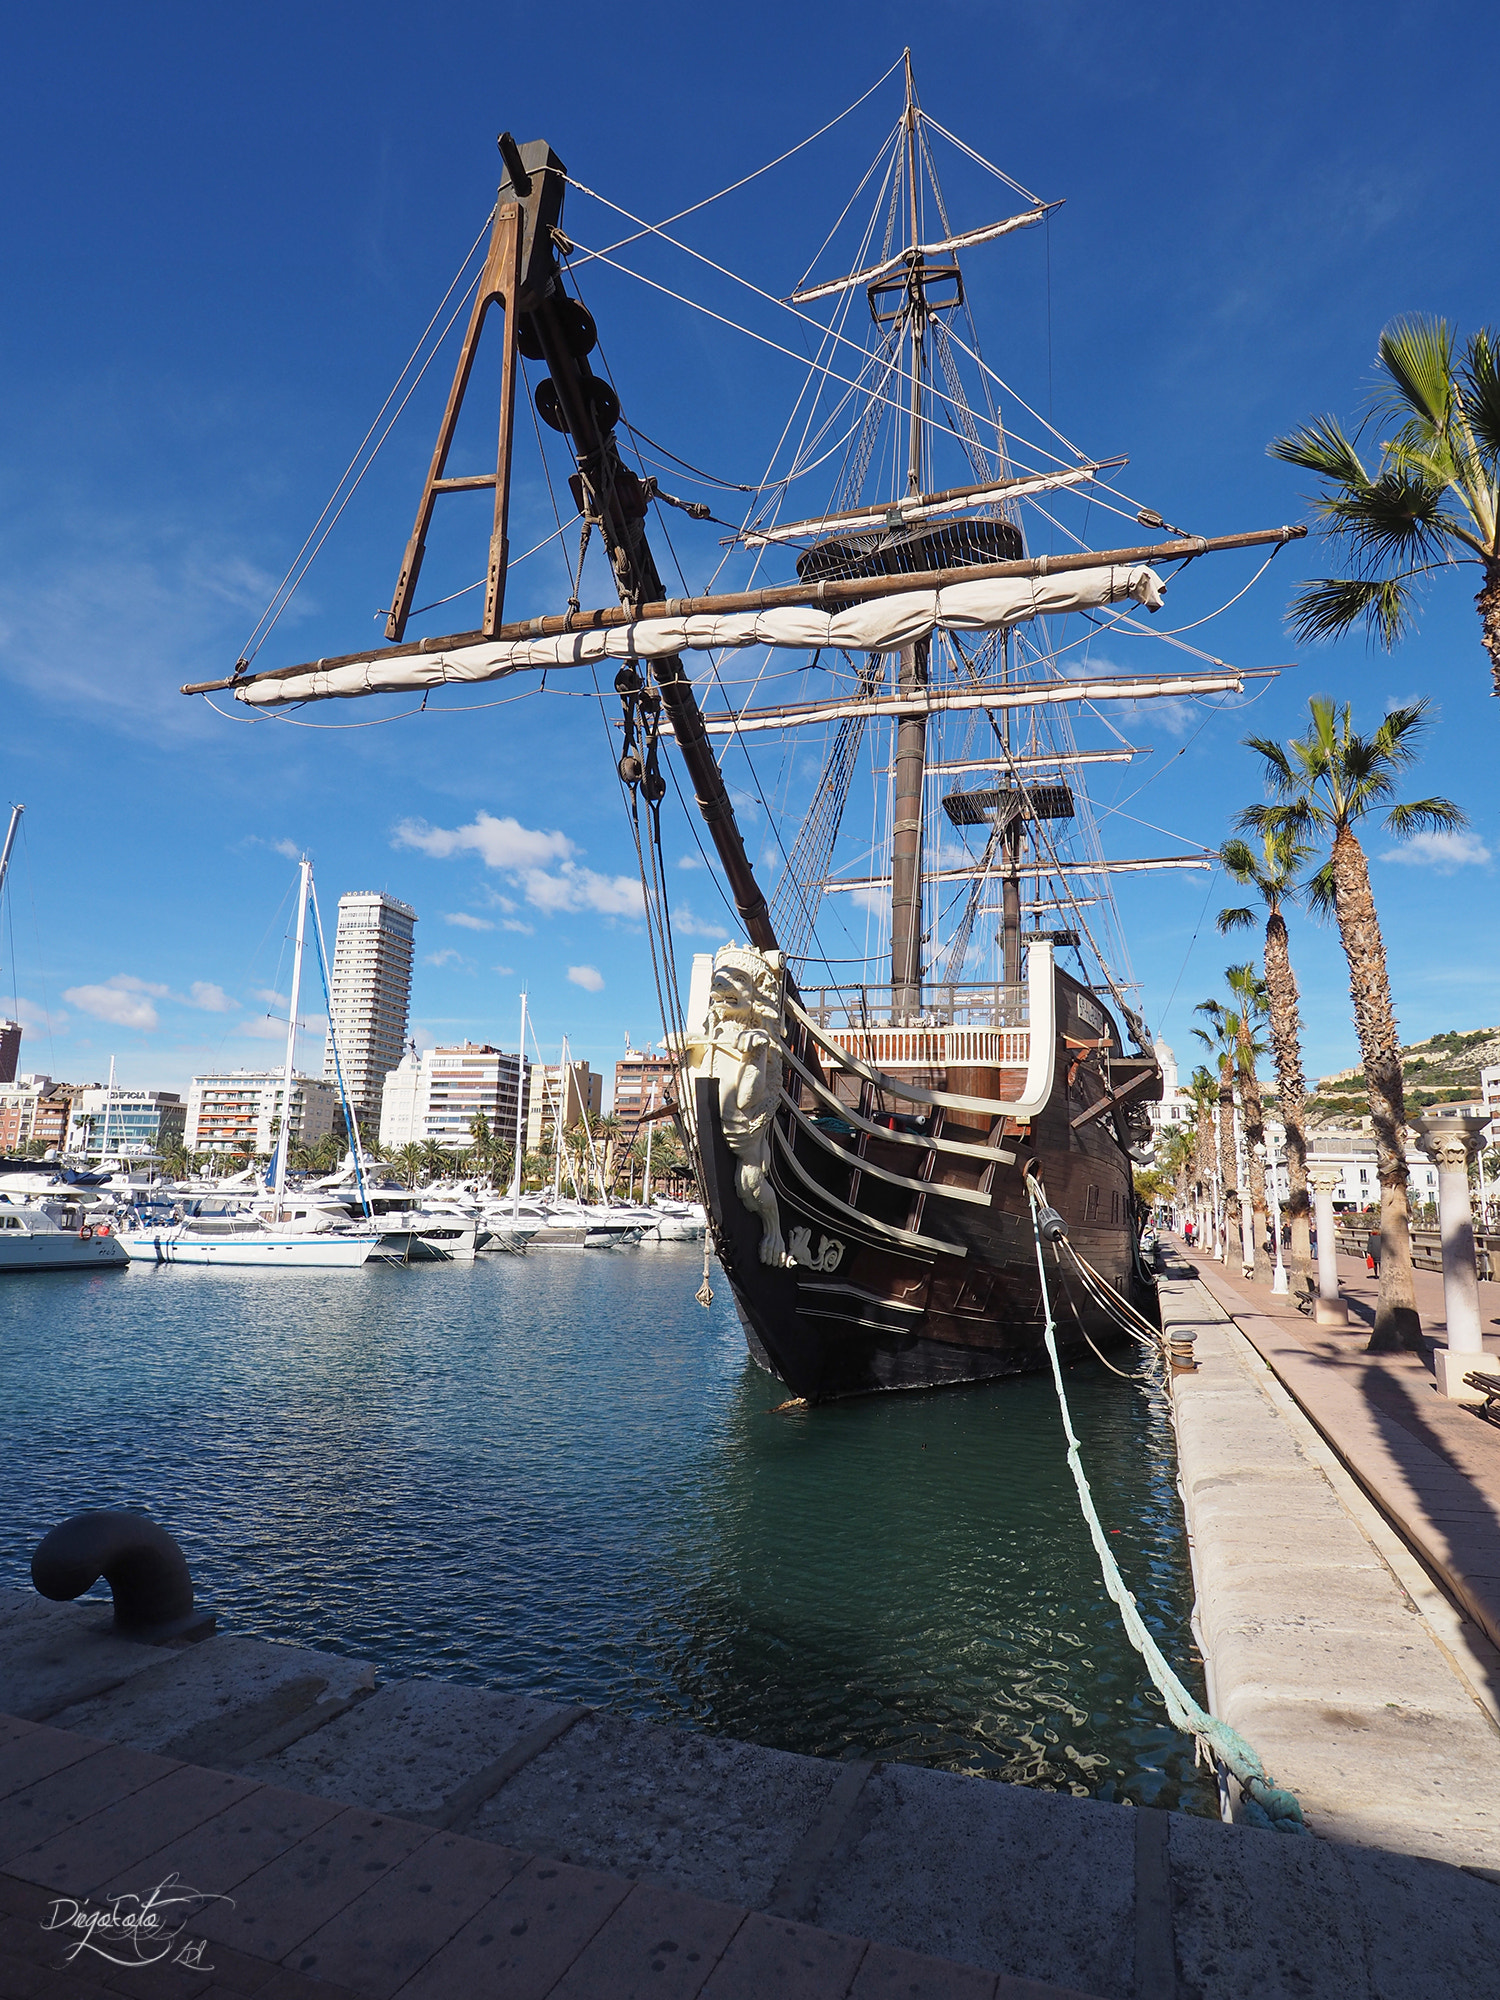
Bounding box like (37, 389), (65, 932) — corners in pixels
(3, 0), (1496, 1104)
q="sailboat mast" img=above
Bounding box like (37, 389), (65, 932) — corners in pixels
(890, 53), (929, 1021)
(512, 988), (528, 1220)
(1000, 631), (1022, 986)
(272, 857), (310, 1222)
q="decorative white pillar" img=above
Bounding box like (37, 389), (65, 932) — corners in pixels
(1259, 1140), (1288, 1295)
(1308, 1163), (1348, 1326)
(1417, 1110), (1489, 1400)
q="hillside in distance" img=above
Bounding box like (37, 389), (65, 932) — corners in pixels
(1302, 1024), (1500, 1127)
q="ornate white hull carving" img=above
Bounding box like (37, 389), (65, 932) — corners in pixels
(685, 945), (789, 1266)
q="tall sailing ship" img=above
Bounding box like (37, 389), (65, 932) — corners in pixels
(190, 57), (1299, 1398)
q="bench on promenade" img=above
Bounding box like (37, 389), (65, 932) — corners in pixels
(1463, 1369), (1500, 1423)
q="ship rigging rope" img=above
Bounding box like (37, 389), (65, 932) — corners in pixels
(1023, 1175), (1307, 1834)
(234, 212), (495, 669)
(566, 55), (906, 280)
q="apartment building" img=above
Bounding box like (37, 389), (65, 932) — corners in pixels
(613, 1047), (678, 1145)
(322, 892), (416, 1141)
(525, 1060), (602, 1154)
(68, 1087), (185, 1160)
(0, 1075), (76, 1153)
(185, 1072), (338, 1157)
(0, 1019), (20, 1085)
(378, 1043), (529, 1154)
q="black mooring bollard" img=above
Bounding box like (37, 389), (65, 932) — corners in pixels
(31, 1510), (214, 1642)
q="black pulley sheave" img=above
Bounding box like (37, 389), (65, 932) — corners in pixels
(32, 1509), (212, 1642)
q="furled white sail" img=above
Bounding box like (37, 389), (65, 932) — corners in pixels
(236, 565), (1165, 708)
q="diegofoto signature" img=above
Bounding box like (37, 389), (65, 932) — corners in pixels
(42, 1873), (235, 1969)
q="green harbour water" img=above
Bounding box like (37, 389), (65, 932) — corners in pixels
(0, 1242), (1214, 1812)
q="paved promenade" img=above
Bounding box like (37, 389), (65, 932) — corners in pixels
(1160, 1260), (1500, 1877)
(4, 1588), (1498, 1997)
(1182, 1239), (1500, 1660)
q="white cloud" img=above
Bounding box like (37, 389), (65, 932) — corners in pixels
(188, 981), (235, 1012)
(677, 854), (704, 871)
(393, 812), (643, 921)
(64, 983), (159, 1030)
(1382, 830), (1492, 872)
(443, 912), (494, 931)
(672, 905), (732, 939)
(568, 964), (605, 992)
(271, 838), (300, 860)
(395, 812), (572, 870)
(491, 964), (515, 977)
(423, 948), (467, 969)
(13, 996), (68, 1035)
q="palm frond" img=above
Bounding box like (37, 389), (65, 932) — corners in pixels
(1318, 471), (1461, 563)
(1241, 733), (1296, 795)
(1384, 796), (1468, 835)
(1305, 859), (1338, 919)
(1268, 414), (1369, 485)
(1376, 315), (1455, 434)
(1370, 699), (1432, 764)
(1287, 575), (1415, 649)
(1218, 837), (1261, 883)
(1462, 327), (1500, 466)
(1216, 905), (1256, 934)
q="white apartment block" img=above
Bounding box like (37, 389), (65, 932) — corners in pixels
(378, 1043), (529, 1154)
(322, 892), (416, 1142)
(185, 1072), (338, 1157)
(525, 1060), (602, 1153)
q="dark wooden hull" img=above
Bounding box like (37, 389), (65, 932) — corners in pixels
(697, 971), (1159, 1401)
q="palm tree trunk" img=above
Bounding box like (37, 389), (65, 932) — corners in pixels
(1479, 559), (1500, 699)
(1236, 1045), (1270, 1282)
(1330, 827), (1420, 1349)
(1217, 1073), (1238, 1261)
(1262, 910), (1311, 1281)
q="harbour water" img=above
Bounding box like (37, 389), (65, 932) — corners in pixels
(0, 1243), (1213, 1813)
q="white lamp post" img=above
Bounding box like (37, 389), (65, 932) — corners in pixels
(1258, 1138), (1288, 1295)
(1416, 1109), (1489, 1401)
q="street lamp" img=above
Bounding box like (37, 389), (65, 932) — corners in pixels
(1255, 1137), (1288, 1295)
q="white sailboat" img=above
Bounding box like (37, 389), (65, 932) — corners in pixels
(117, 859), (385, 1268)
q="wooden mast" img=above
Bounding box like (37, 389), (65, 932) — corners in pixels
(890, 52), (929, 1022)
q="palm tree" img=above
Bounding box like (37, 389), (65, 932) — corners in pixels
(1242, 697), (1467, 1350)
(1195, 991), (1269, 1279)
(392, 1142), (425, 1190)
(1218, 829), (1315, 1282)
(1270, 316), (1500, 694)
(1186, 1066), (1219, 1247)
(1192, 1012), (1241, 1267)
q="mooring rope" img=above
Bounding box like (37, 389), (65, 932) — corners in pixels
(1023, 1172), (1306, 1834)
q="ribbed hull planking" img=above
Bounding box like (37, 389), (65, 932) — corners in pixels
(695, 963), (1158, 1401)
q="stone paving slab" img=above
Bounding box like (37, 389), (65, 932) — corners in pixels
(238, 1678), (564, 1821)
(465, 1707), (844, 1910)
(0, 1595), (171, 1723)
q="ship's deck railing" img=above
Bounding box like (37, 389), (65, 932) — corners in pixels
(797, 981), (1028, 1031)
(796, 981), (1029, 1072)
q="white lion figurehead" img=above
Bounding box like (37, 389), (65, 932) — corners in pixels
(707, 946), (782, 1033)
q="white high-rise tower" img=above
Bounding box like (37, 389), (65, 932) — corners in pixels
(322, 892), (417, 1143)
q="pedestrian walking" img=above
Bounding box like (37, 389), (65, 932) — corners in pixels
(1366, 1228), (1380, 1278)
